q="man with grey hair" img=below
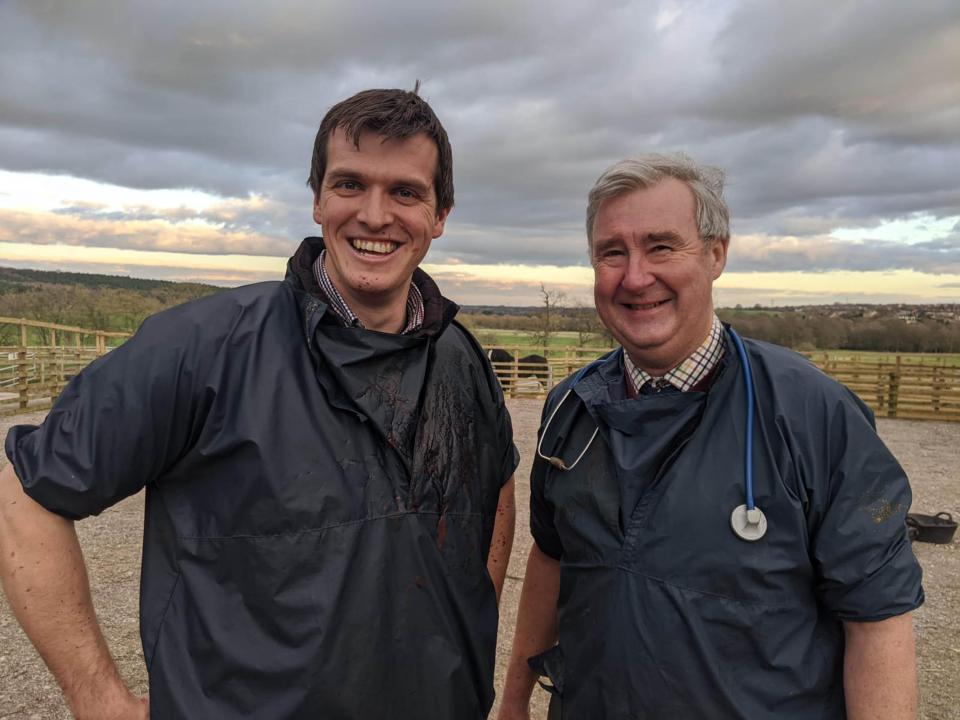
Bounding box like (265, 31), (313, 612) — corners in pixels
(499, 153), (922, 719)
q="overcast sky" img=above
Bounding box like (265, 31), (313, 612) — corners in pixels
(0, 0), (958, 306)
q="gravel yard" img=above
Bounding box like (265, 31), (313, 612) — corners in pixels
(0, 402), (957, 719)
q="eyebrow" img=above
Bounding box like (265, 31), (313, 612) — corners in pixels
(324, 168), (431, 194)
(592, 236), (623, 253)
(323, 169), (362, 185)
(645, 231), (683, 244)
(594, 230), (683, 250)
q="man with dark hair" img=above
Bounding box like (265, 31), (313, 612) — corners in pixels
(499, 153), (922, 720)
(0, 87), (518, 719)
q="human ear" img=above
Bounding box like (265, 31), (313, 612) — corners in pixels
(432, 207), (451, 239)
(711, 237), (729, 279)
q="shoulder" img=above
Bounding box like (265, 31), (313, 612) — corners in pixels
(143, 280), (290, 327)
(435, 320), (506, 403)
(442, 319), (488, 360)
(745, 338), (863, 398)
(82, 281), (297, 387)
(741, 336), (876, 432)
(542, 348), (620, 419)
(136, 281), (293, 348)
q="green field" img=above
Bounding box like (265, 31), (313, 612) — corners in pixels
(470, 328), (960, 365)
(470, 329), (615, 357)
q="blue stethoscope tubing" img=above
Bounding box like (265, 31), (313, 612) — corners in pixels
(536, 326), (768, 541)
(727, 328), (755, 509)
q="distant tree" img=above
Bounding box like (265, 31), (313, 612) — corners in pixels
(532, 284), (566, 349)
(812, 317), (847, 350)
(569, 301), (611, 347)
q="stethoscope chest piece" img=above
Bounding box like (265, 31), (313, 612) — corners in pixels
(730, 504), (767, 542)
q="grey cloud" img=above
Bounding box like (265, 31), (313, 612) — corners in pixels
(705, 1), (959, 141)
(728, 231), (960, 274)
(432, 223), (588, 267)
(0, 0), (958, 278)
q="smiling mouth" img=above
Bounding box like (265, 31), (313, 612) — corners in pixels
(351, 238), (398, 255)
(623, 299), (670, 310)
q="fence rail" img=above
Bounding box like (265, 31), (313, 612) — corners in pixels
(2, 331), (957, 421)
(0, 318), (130, 415)
(485, 346), (960, 422)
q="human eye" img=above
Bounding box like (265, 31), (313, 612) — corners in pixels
(336, 179), (361, 191)
(594, 244), (626, 265)
(394, 186), (421, 202)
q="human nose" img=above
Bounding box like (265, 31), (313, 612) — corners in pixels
(356, 189), (392, 231)
(621, 253), (656, 292)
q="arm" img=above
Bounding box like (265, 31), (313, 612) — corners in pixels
(844, 613), (917, 720)
(497, 543), (561, 720)
(0, 464), (147, 720)
(487, 476), (516, 604)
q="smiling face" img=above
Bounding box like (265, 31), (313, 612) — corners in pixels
(313, 127), (449, 331)
(591, 178), (728, 374)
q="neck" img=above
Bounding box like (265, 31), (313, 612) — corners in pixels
(350, 293), (408, 333)
(628, 312), (715, 376)
(315, 248), (412, 334)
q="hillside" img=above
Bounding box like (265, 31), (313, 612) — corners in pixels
(0, 266), (223, 339)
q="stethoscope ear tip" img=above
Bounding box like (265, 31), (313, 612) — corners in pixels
(731, 504), (767, 541)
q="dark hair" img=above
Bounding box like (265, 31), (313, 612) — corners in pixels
(307, 82), (454, 213)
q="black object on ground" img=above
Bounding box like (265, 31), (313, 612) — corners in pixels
(906, 512), (957, 544)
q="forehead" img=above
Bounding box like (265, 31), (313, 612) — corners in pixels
(594, 178), (698, 238)
(324, 127), (438, 181)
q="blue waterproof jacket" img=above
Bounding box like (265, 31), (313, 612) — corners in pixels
(7, 238), (518, 719)
(530, 332), (923, 719)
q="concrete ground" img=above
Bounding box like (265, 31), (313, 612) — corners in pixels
(1, 402), (958, 719)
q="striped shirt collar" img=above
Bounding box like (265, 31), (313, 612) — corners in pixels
(624, 314), (725, 394)
(312, 249), (425, 335)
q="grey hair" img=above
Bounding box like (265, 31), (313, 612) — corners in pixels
(585, 152), (730, 253)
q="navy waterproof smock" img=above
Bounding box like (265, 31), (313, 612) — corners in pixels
(530, 333), (923, 719)
(6, 238), (519, 719)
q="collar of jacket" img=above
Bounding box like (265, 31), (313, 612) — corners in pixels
(576, 334), (733, 410)
(284, 236), (459, 343)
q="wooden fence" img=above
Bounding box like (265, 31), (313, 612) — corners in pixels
(0, 318), (129, 415)
(1, 325), (957, 422)
(486, 346), (960, 422)
(805, 354), (960, 422)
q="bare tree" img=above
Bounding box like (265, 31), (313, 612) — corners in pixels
(532, 283), (566, 351)
(570, 300), (612, 348)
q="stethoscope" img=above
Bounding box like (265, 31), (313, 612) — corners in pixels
(535, 327), (768, 542)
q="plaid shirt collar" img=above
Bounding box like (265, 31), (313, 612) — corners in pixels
(624, 314), (724, 394)
(313, 249), (424, 335)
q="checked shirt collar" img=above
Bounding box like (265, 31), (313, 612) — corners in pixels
(624, 313), (725, 395)
(313, 249), (424, 335)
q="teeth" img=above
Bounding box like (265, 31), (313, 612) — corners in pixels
(352, 239), (397, 254)
(629, 300), (667, 310)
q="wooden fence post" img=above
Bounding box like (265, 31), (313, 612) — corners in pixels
(887, 369), (899, 419)
(931, 365), (943, 415)
(17, 345), (28, 410)
(875, 367), (885, 415)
